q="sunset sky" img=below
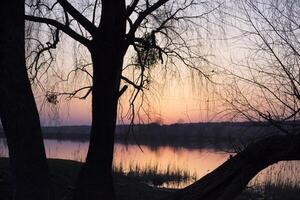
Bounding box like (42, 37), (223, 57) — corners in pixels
(32, 0), (291, 126)
(37, 40), (235, 126)
(38, 70), (223, 125)
(35, 24), (247, 126)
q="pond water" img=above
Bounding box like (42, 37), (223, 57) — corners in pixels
(0, 139), (299, 188)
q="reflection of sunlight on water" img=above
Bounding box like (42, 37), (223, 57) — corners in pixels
(0, 138), (299, 189)
(113, 144), (229, 188)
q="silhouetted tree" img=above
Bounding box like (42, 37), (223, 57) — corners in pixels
(172, 1), (300, 199)
(3, 0), (295, 199)
(25, 1), (217, 199)
(223, 0), (300, 130)
(167, 135), (300, 200)
(21, 0), (300, 199)
(0, 1), (52, 199)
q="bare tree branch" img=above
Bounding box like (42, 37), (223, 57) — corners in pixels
(57, 0), (97, 35)
(25, 15), (90, 46)
(126, 0), (169, 45)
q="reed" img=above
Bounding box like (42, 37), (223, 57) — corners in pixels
(240, 161), (300, 199)
(113, 162), (197, 187)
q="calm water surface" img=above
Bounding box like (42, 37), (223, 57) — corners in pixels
(0, 139), (299, 188)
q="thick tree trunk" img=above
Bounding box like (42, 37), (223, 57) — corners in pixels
(73, 50), (123, 200)
(73, 1), (126, 200)
(166, 135), (300, 200)
(0, 1), (52, 200)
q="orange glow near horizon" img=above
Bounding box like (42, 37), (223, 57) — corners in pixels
(36, 26), (240, 126)
(38, 73), (226, 126)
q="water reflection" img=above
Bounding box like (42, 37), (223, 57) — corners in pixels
(0, 139), (299, 188)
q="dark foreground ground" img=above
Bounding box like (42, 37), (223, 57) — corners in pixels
(0, 158), (172, 200)
(0, 158), (299, 200)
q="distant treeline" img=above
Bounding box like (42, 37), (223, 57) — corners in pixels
(0, 122), (286, 149)
(114, 122), (283, 149)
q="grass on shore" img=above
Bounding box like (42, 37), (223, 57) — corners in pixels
(236, 183), (300, 200)
(237, 161), (300, 200)
(113, 162), (197, 187)
(1, 157), (299, 200)
(0, 158), (173, 200)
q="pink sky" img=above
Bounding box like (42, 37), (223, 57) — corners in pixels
(38, 76), (226, 126)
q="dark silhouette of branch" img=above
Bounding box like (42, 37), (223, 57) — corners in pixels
(27, 28), (60, 81)
(118, 85), (129, 98)
(25, 15), (90, 46)
(126, 0), (140, 17)
(57, 0), (97, 35)
(92, 0), (99, 25)
(121, 75), (143, 90)
(126, 0), (169, 44)
(48, 86), (93, 100)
